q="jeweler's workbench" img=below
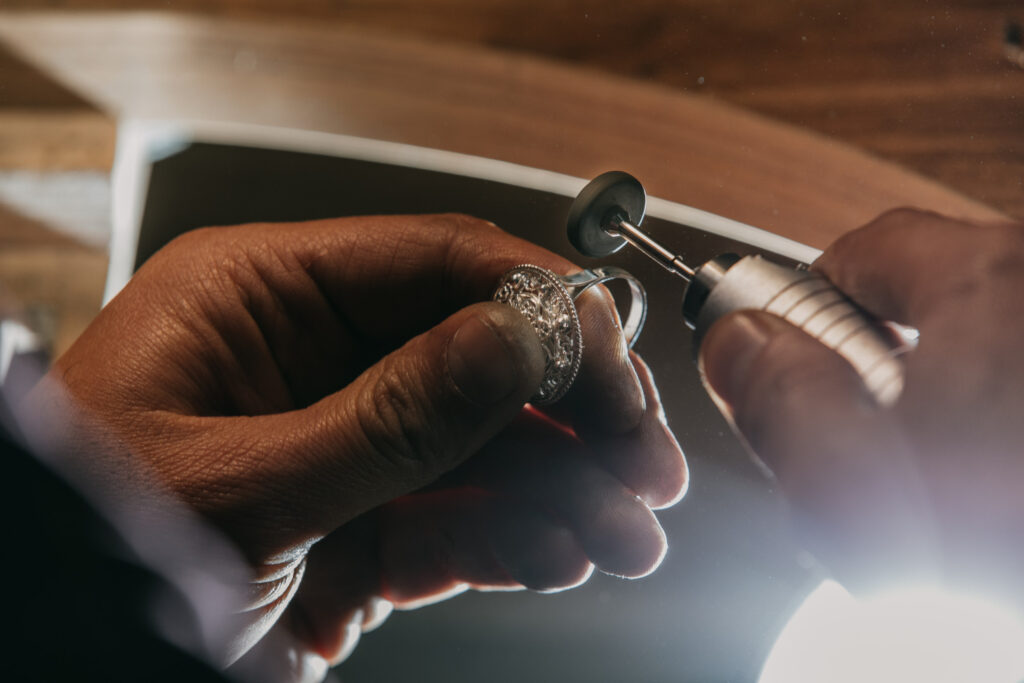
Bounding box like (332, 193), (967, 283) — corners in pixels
(0, 5), (1020, 682)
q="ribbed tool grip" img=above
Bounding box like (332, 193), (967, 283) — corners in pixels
(691, 256), (906, 406)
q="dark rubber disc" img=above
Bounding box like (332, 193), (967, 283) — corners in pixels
(566, 171), (646, 258)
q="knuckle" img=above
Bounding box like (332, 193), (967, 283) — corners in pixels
(980, 224), (1024, 277)
(828, 208), (930, 264)
(870, 206), (934, 228)
(863, 206), (958, 240)
(161, 225), (224, 257)
(838, 207), (940, 252)
(435, 212), (500, 234)
(414, 213), (499, 251)
(353, 363), (447, 483)
(942, 224), (1024, 308)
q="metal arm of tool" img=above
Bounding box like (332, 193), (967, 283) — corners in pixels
(605, 217), (696, 280)
(566, 170), (908, 407)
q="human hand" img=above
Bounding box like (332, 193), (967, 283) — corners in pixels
(700, 208), (1024, 600)
(40, 214), (686, 674)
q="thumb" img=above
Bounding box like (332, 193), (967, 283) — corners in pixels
(700, 311), (939, 592)
(251, 302), (545, 544)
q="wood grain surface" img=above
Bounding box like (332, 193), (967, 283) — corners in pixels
(0, 3), (1020, 354)
(0, 12), (1006, 238)
(2, 0), (1022, 216)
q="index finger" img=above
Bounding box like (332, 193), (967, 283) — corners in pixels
(251, 213), (645, 434)
(813, 208), (1024, 327)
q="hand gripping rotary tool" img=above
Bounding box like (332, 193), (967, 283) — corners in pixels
(566, 171), (906, 406)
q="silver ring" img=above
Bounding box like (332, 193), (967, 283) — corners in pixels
(492, 264), (648, 405)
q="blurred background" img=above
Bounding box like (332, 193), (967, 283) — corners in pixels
(1, 0), (1021, 351)
(1, 2), (1022, 681)
(4, 1), (1021, 205)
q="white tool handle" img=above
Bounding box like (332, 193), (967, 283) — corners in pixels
(692, 256), (906, 406)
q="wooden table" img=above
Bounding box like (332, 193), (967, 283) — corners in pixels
(0, 8), (1014, 354)
(3, 0), (1022, 213)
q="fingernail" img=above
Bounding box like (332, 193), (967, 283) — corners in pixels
(699, 312), (778, 405)
(448, 308), (542, 405)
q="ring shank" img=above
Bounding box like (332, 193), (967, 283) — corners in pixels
(560, 266), (648, 349)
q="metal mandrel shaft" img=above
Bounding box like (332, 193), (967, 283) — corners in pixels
(605, 217), (696, 281)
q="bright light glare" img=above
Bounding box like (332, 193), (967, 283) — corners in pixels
(759, 580), (1024, 683)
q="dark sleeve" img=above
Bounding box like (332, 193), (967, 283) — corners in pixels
(0, 426), (232, 683)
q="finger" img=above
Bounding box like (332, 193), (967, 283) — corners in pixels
(813, 208), (1024, 326)
(701, 311), (939, 590)
(461, 411), (667, 579)
(486, 496), (595, 592)
(292, 301), (544, 536)
(229, 618), (331, 683)
(284, 517), (386, 666)
(236, 213), (576, 340)
(539, 284), (646, 435)
(244, 215), (645, 436)
(290, 490), (591, 664)
(174, 301), (545, 556)
(573, 352), (688, 510)
(814, 210), (1024, 472)
(378, 490), (592, 603)
(378, 490), (510, 605)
